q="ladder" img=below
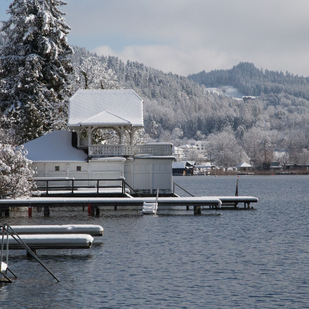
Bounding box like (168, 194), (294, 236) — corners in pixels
(0, 224), (59, 283)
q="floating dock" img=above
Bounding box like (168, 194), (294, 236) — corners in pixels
(1, 234), (94, 250)
(9, 224), (104, 236)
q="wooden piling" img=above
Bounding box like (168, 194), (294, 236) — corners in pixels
(87, 204), (91, 215)
(194, 205), (201, 215)
(44, 206), (50, 217)
(28, 206), (32, 218)
(5, 208), (9, 217)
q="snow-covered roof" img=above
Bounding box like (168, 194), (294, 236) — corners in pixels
(173, 162), (187, 169)
(172, 161), (195, 169)
(23, 130), (88, 162)
(68, 89), (144, 127)
(236, 162), (252, 168)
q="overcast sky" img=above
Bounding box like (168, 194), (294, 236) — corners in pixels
(1, 0), (309, 77)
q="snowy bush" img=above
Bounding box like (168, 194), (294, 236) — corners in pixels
(0, 144), (36, 198)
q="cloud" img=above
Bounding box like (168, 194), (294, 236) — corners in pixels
(93, 44), (234, 76)
(2, 0), (309, 76)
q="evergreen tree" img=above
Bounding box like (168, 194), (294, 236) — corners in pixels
(0, 0), (73, 144)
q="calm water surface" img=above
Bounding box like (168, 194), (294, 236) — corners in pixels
(1, 175), (309, 308)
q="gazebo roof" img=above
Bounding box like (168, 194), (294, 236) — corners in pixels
(68, 89), (144, 128)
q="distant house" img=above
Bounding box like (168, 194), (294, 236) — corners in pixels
(242, 96), (257, 102)
(172, 161), (194, 176)
(270, 161), (283, 171)
(24, 89), (175, 195)
(236, 162), (252, 172)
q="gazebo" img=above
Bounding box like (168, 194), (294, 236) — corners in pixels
(68, 89), (144, 156)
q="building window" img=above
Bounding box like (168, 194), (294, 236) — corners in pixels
(76, 166), (81, 171)
(55, 166), (60, 171)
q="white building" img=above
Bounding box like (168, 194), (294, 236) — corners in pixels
(24, 89), (175, 195)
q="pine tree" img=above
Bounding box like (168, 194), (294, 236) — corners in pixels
(0, 0), (73, 144)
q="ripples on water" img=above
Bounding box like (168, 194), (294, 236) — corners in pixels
(1, 175), (309, 308)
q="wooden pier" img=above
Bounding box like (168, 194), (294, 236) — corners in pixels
(0, 195), (258, 217)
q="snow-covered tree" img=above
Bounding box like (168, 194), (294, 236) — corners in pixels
(0, 0), (73, 144)
(207, 130), (248, 169)
(71, 53), (120, 91)
(0, 144), (36, 198)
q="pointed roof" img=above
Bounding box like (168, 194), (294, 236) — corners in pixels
(81, 110), (131, 126)
(236, 162), (252, 168)
(68, 89), (143, 128)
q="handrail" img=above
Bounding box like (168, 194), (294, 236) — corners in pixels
(35, 178), (126, 196)
(1, 224), (60, 282)
(173, 182), (194, 197)
(123, 181), (142, 197)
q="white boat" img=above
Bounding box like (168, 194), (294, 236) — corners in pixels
(142, 189), (159, 214)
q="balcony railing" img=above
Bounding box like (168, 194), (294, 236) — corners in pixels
(88, 143), (173, 157)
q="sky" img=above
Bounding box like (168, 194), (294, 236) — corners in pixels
(1, 0), (309, 77)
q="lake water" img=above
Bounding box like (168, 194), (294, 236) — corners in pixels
(1, 175), (309, 308)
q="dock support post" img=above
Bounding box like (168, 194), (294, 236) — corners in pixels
(27, 249), (37, 258)
(91, 205), (95, 217)
(194, 206), (201, 215)
(114, 205), (117, 211)
(88, 204), (92, 215)
(28, 206), (32, 218)
(4, 208), (9, 217)
(44, 206), (50, 217)
(95, 206), (100, 217)
(186, 206), (190, 210)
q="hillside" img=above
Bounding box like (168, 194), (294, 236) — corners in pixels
(2, 36), (309, 167)
(71, 51), (309, 167)
(189, 62), (309, 102)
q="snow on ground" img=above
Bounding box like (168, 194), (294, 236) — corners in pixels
(205, 86), (244, 100)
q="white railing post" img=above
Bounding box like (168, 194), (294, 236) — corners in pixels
(88, 143), (172, 157)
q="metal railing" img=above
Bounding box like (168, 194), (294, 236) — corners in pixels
(34, 177), (126, 196)
(1, 224), (59, 283)
(34, 177), (143, 197)
(88, 143), (173, 157)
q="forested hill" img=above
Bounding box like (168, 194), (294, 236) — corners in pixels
(72, 46), (241, 141)
(189, 62), (309, 100)
(72, 49), (309, 143)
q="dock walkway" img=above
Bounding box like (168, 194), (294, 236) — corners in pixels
(0, 195), (258, 216)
